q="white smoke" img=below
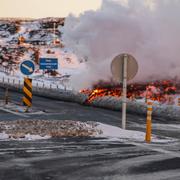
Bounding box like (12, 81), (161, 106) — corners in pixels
(62, 0), (180, 90)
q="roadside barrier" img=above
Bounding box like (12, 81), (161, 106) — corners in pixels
(145, 101), (153, 143)
(0, 76), (65, 91)
(23, 78), (32, 107)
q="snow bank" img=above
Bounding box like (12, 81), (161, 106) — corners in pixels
(91, 96), (180, 121)
(97, 123), (145, 141)
(96, 123), (175, 143)
(23, 134), (51, 140)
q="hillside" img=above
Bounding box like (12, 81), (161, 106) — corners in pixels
(0, 18), (85, 89)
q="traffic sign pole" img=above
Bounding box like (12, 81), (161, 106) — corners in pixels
(111, 53), (138, 130)
(20, 60), (34, 109)
(122, 54), (128, 129)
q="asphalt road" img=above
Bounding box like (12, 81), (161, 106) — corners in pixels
(0, 88), (180, 180)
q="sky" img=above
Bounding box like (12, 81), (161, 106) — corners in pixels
(0, 0), (102, 18)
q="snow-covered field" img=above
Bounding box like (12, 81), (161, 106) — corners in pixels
(0, 45), (86, 90)
(0, 18), (87, 90)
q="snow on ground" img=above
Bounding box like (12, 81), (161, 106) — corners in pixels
(96, 123), (175, 143)
(0, 132), (9, 140)
(136, 97), (180, 107)
(0, 100), (45, 115)
(0, 132), (50, 141)
(0, 18), (86, 90)
(21, 134), (51, 140)
(91, 96), (180, 120)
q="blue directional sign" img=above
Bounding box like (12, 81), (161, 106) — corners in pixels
(39, 58), (58, 70)
(20, 60), (35, 76)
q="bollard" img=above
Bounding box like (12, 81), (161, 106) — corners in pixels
(145, 101), (153, 143)
(23, 78), (32, 107)
(178, 98), (180, 106)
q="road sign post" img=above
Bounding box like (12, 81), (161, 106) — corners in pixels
(111, 54), (138, 129)
(122, 54), (128, 129)
(20, 60), (34, 108)
(23, 77), (32, 108)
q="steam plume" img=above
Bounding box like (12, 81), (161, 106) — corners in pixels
(62, 0), (180, 90)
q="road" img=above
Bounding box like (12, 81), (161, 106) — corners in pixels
(0, 88), (180, 180)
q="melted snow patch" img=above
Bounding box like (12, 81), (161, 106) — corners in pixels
(23, 134), (51, 140)
(0, 132), (51, 141)
(0, 132), (9, 140)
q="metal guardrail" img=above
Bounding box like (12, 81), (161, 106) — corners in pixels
(0, 76), (67, 91)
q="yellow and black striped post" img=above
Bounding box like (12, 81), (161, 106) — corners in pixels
(23, 78), (32, 107)
(145, 101), (153, 143)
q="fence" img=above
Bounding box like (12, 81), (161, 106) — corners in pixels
(0, 76), (68, 91)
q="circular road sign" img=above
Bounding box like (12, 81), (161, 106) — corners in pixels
(20, 60), (35, 76)
(111, 53), (138, 83)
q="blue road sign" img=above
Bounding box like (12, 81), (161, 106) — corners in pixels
(39, 58), (58, 70)
(20, 60), (35, 76)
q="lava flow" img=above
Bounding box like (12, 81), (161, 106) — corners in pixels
(80, 80), (179, 104)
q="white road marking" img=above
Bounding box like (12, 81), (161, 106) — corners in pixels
(131, 142), (180, 158)
(0, 107), (29, 117)
(153, 123), (180, 130)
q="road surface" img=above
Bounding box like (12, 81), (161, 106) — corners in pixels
(0, 88), (180, 180)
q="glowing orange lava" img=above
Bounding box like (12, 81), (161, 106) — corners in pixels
(80, 80), (179, 104)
